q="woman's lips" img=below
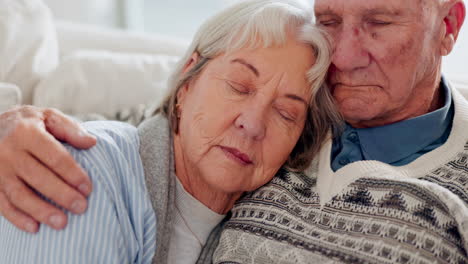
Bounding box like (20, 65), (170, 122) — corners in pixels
(218, 146), (253, 166)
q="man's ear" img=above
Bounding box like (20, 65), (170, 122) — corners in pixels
(177, 52), (201, 105)
(441, 1), (466, 56)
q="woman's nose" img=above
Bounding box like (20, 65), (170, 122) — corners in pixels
(234, 105), (266, 141)
(331, 26), (371, 72)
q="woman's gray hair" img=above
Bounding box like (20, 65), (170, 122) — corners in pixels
(158, 0), (342, 171)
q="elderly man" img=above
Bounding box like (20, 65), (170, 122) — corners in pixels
(208, 0), (468, 263)
(0, 0), (466, 263)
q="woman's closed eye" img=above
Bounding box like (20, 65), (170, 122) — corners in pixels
(275, 106), (298, 123)
(278, 110), (295, 122)
(226, 81), (251, 95)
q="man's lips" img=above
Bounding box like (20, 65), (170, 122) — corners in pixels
(332, 82), (382, 88)
(218, 146), (253, 165)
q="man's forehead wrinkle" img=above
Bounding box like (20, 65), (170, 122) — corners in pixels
(315, 1), (343, 18)
(315, 0), (341, 14)
(363, 7), (405, 17)
(315, 1), (415, 17)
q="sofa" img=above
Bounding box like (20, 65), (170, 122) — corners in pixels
(1, 0), (467, 120)
(0, 0), (189, 120)
(34, 21), (190, 123)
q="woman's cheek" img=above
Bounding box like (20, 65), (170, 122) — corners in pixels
(274, 120), (304, 160)
(263, 126), (298, 166)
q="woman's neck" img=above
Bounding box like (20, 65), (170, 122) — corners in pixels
(173, 134), (242, 214)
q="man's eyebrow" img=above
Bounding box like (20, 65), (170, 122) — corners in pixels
(315, 7), (403, 18)
(285, 94), (308, 107)
(315, 8), (339, 18)
(231, 59), (260, 77)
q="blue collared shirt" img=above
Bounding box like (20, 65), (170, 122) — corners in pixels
(331, 78), (454, 171)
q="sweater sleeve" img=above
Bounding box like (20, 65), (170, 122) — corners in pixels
(0, 121), (157, 264)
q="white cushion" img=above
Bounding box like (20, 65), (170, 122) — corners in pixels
(56, 21), (189, 58)
(0, 0), (59, 104)
(0, 82), (21, 113)
(33, 50), (179, 117)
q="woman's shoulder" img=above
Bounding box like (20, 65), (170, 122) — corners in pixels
(0, 121), (157, 263)
(82, 120), (140, 152)
(64, 121), (145, 193)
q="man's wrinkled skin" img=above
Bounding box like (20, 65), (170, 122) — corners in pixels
(315, 0), (465, 127)
(0, 106), (96, 232)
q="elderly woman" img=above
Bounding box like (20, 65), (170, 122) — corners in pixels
(0, 0), (340, 263)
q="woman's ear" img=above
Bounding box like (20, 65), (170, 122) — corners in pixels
(177, 52), (201, 110)
(182, 52), (201, 74)
(440, 1), (466, 56)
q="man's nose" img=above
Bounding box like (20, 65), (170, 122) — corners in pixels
(331, 26), (371, 72)
(234, 104), (267, 141)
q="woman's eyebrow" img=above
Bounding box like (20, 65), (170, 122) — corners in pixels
(231, 58), (260, 77)
(285, 94), (308, 107)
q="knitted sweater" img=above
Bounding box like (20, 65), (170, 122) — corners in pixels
(138, 114), (177, 264)
(212, 84), (468, 263)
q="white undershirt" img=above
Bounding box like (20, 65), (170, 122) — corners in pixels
(167, 177), (225, 264)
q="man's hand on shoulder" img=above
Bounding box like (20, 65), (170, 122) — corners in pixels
(0, 106), (96, 233)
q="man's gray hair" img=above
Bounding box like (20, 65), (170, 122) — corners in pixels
(158, 0), (342, 171)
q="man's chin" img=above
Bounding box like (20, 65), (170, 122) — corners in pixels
(335, 97), (387, 126)
(339, 107), (381, 128)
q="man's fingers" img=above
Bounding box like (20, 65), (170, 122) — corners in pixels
(43, 108), (97, 149)
(20, 126), (92, 197)
(0, 106), (93, 231)
(0, 192), (39, 233)
(15, 153), (88, 215)
(1, 179), (68, 230)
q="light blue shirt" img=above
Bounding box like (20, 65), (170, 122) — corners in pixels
(331, 78), (454, 171)
(0, 121), (157, 263)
